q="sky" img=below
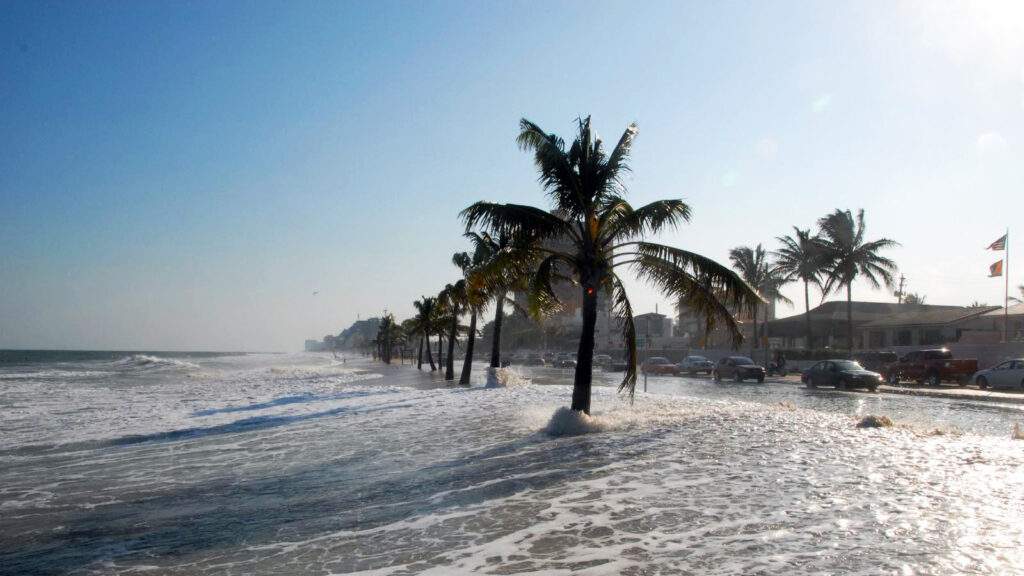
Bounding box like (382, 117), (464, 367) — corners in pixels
(1, 0), (1022, 352)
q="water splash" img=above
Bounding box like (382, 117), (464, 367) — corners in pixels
(484, 367), (530, 388)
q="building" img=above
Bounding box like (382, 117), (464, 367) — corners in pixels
(304, 339), (326, 352)
(764, 301), (1002, 350)
(975, 303), (1024, 342)
(858, 306), (999, 348)
(634, 312), (672, 339)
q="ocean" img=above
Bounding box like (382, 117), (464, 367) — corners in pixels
(1, 351), (1022, 575)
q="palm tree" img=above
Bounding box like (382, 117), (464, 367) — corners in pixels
(817, 209), (898, 353)
(462, 116), (759, 414)
(773, 227), (825, 349)
(437, 279), (466, 381)
(411, 297), (437, 371)
(903, 292), (926, 305)
(454, 248), (489, 386)
(375, 314), (397, 364)
(728, 244), (792, 359)
(465, 231), (532, 369)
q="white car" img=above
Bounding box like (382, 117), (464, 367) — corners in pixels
(974, 359), (1024, 391)
(678, 355), (715, 375)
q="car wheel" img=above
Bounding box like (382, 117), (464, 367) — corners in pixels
(928, 373), (941, 387)
(976, 376), (988, 389)
(757, 375), (765, 383)
(869, 384), (878, 392)
(713, 371), (721, 383)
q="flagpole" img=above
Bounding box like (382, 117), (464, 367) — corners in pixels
(1005, 227), (1010, 344)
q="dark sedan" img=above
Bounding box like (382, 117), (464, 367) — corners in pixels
(802, 359), (882, 391)
(713, 356), (766, 383)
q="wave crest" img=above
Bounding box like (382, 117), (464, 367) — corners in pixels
(113, 354), (201, 371)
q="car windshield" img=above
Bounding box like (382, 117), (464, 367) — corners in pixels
(734, 357), (755, 365)
(834, 360), (865, 371)
(688, 356), (708, 362)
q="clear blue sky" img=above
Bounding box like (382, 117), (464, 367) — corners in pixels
(2, 1), (1022, 351)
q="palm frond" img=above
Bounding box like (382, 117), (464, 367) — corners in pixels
(607, 272), (638, 399)
(602, 199), (692, 245)
(630, 253), (748, 348)
(460, 201), (576, 243)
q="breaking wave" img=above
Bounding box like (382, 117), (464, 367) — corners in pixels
(112, 354), (202, 371)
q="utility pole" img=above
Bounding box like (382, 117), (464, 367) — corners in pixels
(895, 275), (906, 304)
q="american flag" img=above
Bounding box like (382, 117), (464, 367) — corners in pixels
(986, 234), (1007, 251)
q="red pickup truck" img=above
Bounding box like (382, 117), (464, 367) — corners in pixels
(882, 349), (978, 386)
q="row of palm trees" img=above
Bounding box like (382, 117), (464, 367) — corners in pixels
(372, 116), (897, 415)
(371, 116), (761, 414)
(729, 210), (898, 354)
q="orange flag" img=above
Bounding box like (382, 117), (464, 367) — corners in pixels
(989, 260), (1003, 277)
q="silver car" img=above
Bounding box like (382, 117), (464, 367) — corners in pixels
(678, 355), (715, 375)
(974, 359), (1024, 390)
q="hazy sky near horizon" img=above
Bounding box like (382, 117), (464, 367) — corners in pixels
(2, 1), (1022, 352)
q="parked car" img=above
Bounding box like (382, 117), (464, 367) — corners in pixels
(554, 353), (577, 368)
(713, 356), (766, 383)
(851, 350), (899, 373)
(974, 359), (1024, 390)
(882, 349), (978, 386)
(593, 354), (614, 368)
(802, 359), (882, 391)
(678, 355), (715, 375)
(642, 356), (679, 376)
(521, 354), (545, 367)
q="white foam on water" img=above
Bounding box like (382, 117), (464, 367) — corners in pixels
(484, 366), (531, 388)
(113, 354), (203, 371)
(3, 357), (1024, 575)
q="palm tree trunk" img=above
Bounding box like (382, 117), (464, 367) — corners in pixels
(437, 332), (444, 369)
(804, 280), (812, 350)
(489, 294), (505, 368)
(750, 304), (758, 356)
(846, 283), (853, 355)
(425, 331), (436, 370)
(417, 336), (424, 370)
(571, 281), (598, 414)
(459, 310), (477, 385)
(445, 310), (457, 381)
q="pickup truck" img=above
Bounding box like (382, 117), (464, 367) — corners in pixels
(881, 349), (978, 386)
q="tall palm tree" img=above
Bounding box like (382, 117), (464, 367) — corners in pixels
(817, 209), (899, 352)
(773, 227), (825, 349)
(465, 231), (532, 369)
(728, 244), (792, 359)
(455, 248), (489, 386)
(411, 297), (437, 371)
(437, 280), (466, 381)
(462, 116), (759, 414)
(375, 314), (397, 364)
